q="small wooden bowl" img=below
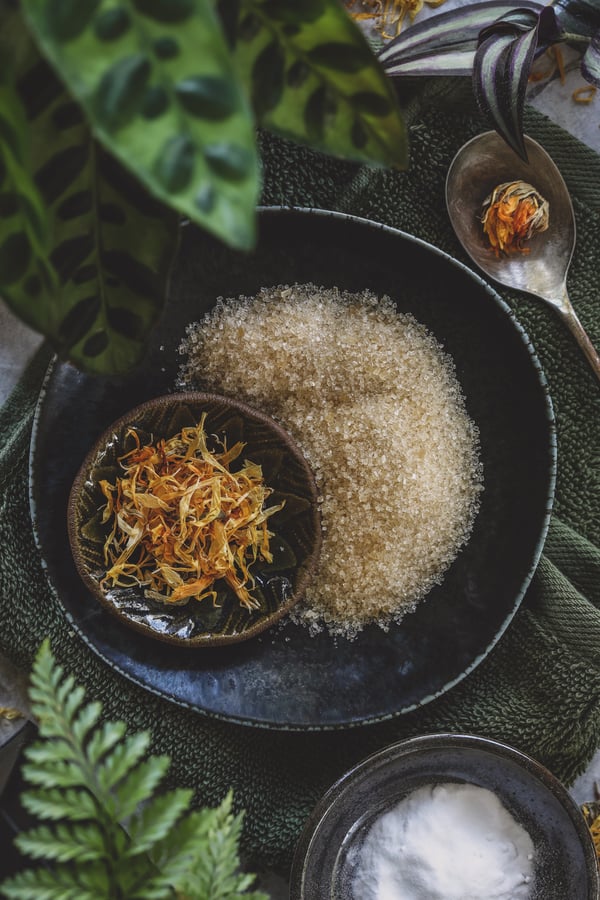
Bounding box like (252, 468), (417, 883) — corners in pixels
(67, 392), (321, 647)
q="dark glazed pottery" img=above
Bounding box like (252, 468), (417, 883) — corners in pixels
(290, 734), (600, 900)
(67, 393), (321, 647)
(30, 208), (556, 728)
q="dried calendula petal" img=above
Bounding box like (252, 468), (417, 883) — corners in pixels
(573, 84), (597, 104)
(99, 414), (284, 610)
(582, 797), (600, 860)
(346, 0), (446, 37)
(481, 180), (549, 257)
(581, 782), (600, 861)
(0, 706), (24, 721)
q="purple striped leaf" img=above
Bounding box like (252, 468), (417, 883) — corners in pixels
(552, 0), (600, 40)
(582, 29), (600, 84)
(473, 5), (556, 160)
(378, 0), (543, 77)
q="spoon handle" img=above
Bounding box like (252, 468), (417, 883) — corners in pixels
(554, 300), (600, 383)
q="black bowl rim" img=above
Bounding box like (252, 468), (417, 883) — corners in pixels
(290, 732), (600, 898)
(66, 390), (322, 648)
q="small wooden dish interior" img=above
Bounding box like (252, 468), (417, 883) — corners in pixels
(67, 392), (322, 648)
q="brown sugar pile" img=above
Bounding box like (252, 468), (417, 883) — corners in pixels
(178, 284), (483, 638)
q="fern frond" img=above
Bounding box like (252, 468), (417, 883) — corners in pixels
(21, 787), (97, 821)
(139, 807), (217, 895)
(127, 886), (177, 900)
(126, 788), (193, 857)
(15, 822), (106, 862)
(112, 756), (171, 821)
(85, 720), (127, 766)
(23, 740), (77, 766)
(30, 675), (82, 736)
(28, 642), (64, 699)
(0, 642), (262, 900)
(114, 856), (177, 900)
(71, 700), (102, 745)
(191, 795), (257, 900)
(28, 644), (87, 744)
(21, 759), (89, 790)
(57, 683), (86, 724)
(148, 794), (268, 900)
(95, 731), (152, 793)
(1, 863), (107, 900)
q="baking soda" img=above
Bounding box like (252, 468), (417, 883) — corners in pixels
(352, 783), (535, 900)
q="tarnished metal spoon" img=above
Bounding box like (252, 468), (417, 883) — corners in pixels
(446, 131), (600, 382)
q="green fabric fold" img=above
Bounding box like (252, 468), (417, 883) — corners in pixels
(1, 88), (599, 875)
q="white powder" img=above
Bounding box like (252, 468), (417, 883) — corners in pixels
(352, 783), (535, 900)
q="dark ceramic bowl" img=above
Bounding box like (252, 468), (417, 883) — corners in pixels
(31, 208), (555, 727)
(290, 734), (599, 899)
(67, 392), (321, 647)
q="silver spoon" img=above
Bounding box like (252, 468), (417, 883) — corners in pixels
(446, 131), (600, 382)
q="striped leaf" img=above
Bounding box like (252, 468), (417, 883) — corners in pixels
(582, 29), (600, 84)
(552, 0), (600, 39)
(21, 0), (259, 252)
(474, 5), (556, 160)
(0, 4), (179, 375)
(378, 0), (543, 76)
(234, 0), (408, 169)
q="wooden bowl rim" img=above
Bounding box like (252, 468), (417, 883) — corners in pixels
(67, 391), (322, 648)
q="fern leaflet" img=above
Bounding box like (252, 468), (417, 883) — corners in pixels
(0, 641), (267, 900)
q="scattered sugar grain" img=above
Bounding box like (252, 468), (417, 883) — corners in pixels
(178, 284), (483, 638)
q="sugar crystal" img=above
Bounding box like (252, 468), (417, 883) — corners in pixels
(178, 284), (483, 638)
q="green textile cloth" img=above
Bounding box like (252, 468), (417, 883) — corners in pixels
(1, 86), (600, 876)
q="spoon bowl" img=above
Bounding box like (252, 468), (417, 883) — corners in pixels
(446, 131), (600, 381)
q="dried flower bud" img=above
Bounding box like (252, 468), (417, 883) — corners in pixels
(481, 181), (549, 256)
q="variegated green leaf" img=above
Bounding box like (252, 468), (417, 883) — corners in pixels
(235, 0), (408, 168)
(0, 79), (58, 324)
(1, 4), (179, 375)
(474, 5), (554, 160)
(378, 0), (543, 76)
(22, 0), (259, 251)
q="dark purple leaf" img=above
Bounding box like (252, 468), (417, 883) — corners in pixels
(582, 29), (600, 84)
(473, 5), (555, 160)
(474, 33), (529, 159)
(552, 0), (600, 39)
(378, 0), (543, 77)
(479, 5), (540, 35)
(533, 3), (564, 43)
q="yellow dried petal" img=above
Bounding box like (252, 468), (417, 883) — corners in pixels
(481, 180), (549, 256)
(99, 419), (284, 609)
